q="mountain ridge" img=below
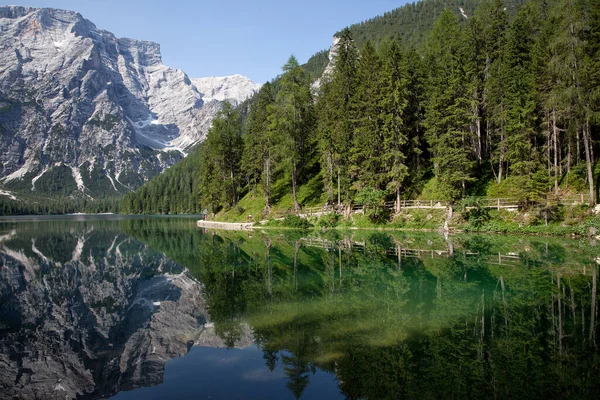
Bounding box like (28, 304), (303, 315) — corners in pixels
(0, 6), (259, 200)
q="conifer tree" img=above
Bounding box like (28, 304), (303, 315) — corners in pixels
(502, 5), (540, 178)
(241, 82), (276, 210)
(318, 28), (358, 211)
(424, 9), (475, 200)
(270, 56), (315, 211)
(380, 39), (410, 212)
(350, 41), (386, 192)
(199, 102), (243, 212)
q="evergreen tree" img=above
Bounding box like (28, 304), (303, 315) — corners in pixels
(350, 41), (386, 192)
(318, 28), (358, 211)
(270, 56), (315, 211)
(424, 9), (475, 200)
(380, 39), (411, 212)
(200, 102), (243, 212)
(502, 4), (540, 178)
(241, 82), (277, 210)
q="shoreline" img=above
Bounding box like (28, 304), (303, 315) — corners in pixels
(197, 219), (599, 238)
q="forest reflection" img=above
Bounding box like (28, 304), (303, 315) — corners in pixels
(122, 219), (600, 400)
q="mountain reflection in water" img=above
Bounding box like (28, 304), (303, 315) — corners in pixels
(1, 216), (599, 399)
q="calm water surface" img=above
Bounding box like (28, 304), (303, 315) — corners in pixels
(1, 215), (599, 399)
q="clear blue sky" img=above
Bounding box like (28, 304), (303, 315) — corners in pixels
(7, 0), (408, 83)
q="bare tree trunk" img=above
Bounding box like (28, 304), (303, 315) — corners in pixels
(396, 187), (401, 214)
(477, 118), (482, 162)
(337, 169), (341, 210)
(230, 169), (236, 206)
(567, 136), (572, 189)
(577, 128), (581, 165)
(553, 109), (559, 194)
(583, 121), (595, 206)
(327, 152), (334, 203)
(265, 155), (271, 210)
(292, 159), (300, 211)
(498, 130), (505, 184)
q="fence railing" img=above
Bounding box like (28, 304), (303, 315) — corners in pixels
(297, 193), (589, 215)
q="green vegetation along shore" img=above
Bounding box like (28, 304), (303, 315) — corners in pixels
(122, 0), (600, 234)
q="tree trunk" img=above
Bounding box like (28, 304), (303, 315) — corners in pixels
(337, 169), (341, 210)
(583, 121), (595, 206)
(396, 187), (401, 214)
(265, 155), (271, 211)
(553, 109), (559, 194)
(498, 130), (505, 184)
(292, 159), (300, 212)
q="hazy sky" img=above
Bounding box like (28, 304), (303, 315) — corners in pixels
(6, 0), (408, 83)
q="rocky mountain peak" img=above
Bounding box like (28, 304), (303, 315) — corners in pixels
(191, 74), (261, 106)
(0, 6), (260, 199)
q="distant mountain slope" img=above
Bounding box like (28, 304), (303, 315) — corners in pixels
(191, 75), (261, 106)
(0, 7), (259, 199)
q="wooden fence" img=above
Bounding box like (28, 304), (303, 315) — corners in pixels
(299, 193), (589, 215)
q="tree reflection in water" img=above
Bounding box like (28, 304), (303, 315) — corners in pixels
(123, 219), (600, 399)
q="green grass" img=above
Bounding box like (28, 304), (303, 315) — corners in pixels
(217, 175), (327, 222)
(213, 174), (600, 238)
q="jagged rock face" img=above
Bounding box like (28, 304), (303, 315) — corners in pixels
(0, 7), (259, 198)
(191, 74), (261, 107)
(312, 36), (340, 90)
(0, 224), (222, 399)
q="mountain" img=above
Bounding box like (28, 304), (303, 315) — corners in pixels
(0, 6), (259, 199)
(191, 74), (261, 106)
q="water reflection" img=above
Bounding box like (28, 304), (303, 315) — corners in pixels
(0, 217), (219, 400)
(1, 217), (599, 399)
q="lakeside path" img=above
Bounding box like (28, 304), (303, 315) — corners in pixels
(197, 220), (255, 230)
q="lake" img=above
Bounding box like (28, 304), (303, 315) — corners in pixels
(0, 215), (599, 399)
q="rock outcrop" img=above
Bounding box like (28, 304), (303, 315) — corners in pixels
(0, 7), (259, 198)
(191, 74), (261, 107)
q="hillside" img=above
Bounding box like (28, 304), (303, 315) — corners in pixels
(303, 0), (525, 80)
(124, 0), (517, 214)
(125, 0), (598, 225)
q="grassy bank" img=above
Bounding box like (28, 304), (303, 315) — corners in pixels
(208, 177), (600, 237)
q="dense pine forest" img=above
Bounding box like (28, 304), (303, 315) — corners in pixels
(121, 0), (600, 218)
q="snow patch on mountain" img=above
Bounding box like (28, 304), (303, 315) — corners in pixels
(0, 189), (16, 200)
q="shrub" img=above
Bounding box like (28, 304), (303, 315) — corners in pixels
(419, 177), (453, 201)
(532, 203), (564, 226)
(459, 197), (490, 228)
(317, 212), (340, 228)
(487, 172), (550, 206)
(282, 214), (313, 229)
(354, 186), (388, 222)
